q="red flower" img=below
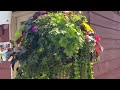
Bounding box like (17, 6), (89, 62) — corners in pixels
(94, 35), (101, 43)
(94, 44), (101, 56)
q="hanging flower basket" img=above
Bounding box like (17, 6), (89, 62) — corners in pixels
(14, 11), (103, 79)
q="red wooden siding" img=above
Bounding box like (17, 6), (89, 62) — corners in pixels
(0, 62), (11, 79)
(83, 11), (120, 79)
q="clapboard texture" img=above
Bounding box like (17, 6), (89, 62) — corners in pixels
(0, 62), (11, 79)
(83, 11), (120, 79)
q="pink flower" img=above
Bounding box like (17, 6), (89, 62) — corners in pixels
(94, 35), (101, 43)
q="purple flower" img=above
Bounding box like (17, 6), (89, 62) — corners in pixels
(72, 11), (79, 14)
(32, 26), (37, 32)
(33, 15), (37, 19)
(33, 12), (40, 19)
(40, 11), (47, 15)
(22, 31), (26, 35)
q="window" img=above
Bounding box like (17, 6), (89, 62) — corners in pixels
(0, 24), (9, 42)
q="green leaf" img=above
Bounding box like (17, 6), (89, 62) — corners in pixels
(14, 24), (26, 40)
(64, 49), (73, 58)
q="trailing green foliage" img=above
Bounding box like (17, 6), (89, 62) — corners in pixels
(15, 11), (96, 79)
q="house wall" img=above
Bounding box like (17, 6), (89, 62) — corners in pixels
(0, 25), (10, 79)
(83, 11), (120, 79)
(0, 62), (11, 79)
(10, 11), (37, 41)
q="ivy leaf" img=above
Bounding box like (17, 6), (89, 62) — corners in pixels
(64, 49), (73, 58)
